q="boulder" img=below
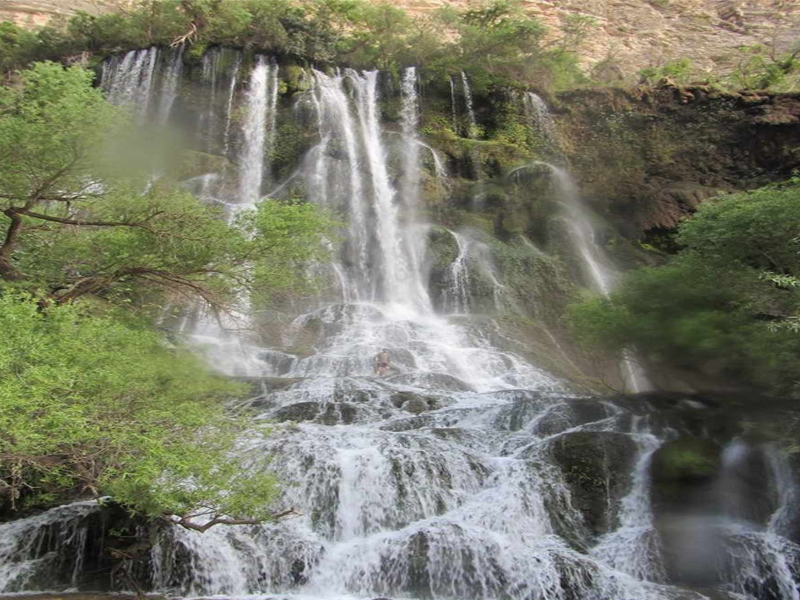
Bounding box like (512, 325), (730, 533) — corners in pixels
(650, 437), (722, 513)
(271, 402), (321, 423)
(401, 397), (430, 415)
(318, 402), (359, 425)
(390, 391), (444, 414)
(546, 431), (638, 538)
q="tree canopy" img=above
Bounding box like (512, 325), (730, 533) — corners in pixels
(0, 62), (332, 313)
(569, 179), (800, 396)
(0, 61), (332, 527)
(0, 0), (588, 93)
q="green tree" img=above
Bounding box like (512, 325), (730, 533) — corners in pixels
(0, 293), (279, 529)
(639, 58), (696, 85)
(569, 179), (800, 396)
(727, 43), (800, 90)
(0, 62), (332, 312)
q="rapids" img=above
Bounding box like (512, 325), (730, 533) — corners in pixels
(1, 49), (798, 600)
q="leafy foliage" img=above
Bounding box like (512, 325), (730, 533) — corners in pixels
(639, 58), (697, 86)
(0, 62), (333, 525)
(0, 62), (332, 313)
(0, 293), (277, 524)
(569, 179), (800, 396)
(726, 44), (800, 91)
(0, 0), (587, 92)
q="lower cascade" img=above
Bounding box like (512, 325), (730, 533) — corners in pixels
(2, 54), (800, 600)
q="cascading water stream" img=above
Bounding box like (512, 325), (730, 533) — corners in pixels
(101, 47), (160, 119)
(223, 52), (243, 158)
(443, 230), (471, 314)
(156, 45), (184, 124)
(461, 71), (479, 139)
(239, 56), (279, 208)
(523, 91), (558, 150)
(541, 163), (651, 393)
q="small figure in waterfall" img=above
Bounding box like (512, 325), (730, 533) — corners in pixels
(374, 348), (390, 377)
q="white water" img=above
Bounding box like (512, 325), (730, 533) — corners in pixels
(101, 47), (160, 120)
(461, 71), (478, 139)
(223, 52), (243, 158)
(590, 427), (666, 582)
(239, 57), (279, 207)
(523, 92), (558, 149)
(443, 230), (471, 314)
(0, 501), (100, 592)
(527, 161), (652, 393)
(156, 45), (184, 124)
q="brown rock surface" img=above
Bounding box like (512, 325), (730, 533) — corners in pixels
(2, 0), (799, 77)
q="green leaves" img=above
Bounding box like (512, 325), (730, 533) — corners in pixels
(568, 180), (800, 396)
(0, 293), (278, 522)
(0, 63), (333, 312)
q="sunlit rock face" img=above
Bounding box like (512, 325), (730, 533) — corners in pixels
(0, 0), (126, 28)
(5, 0), (799, 78)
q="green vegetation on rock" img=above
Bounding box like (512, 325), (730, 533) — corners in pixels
(0, 0), (587, 93)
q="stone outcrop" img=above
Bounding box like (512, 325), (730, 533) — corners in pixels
(554, 85), (800, 237)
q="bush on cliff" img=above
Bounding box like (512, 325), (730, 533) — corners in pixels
(0, 293), (278, 528)
(0, 0), (587, 92)
(569, 179), (800, 396)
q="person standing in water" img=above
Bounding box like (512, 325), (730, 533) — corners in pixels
(374, 348), (390, 377)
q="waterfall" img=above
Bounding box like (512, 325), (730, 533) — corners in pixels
(545, 164), (616, 295)
(523, 91), (558, 149)
(538, 162), (652, 393)
(156, 45), (184, 124)
(239, 56), (279, 207)
(461, 71), (478, 139)
(7, 49), (800, 600)
(590, 429), (666, 582)
(309, 69), (369, 299)
(101, 47), (160, 120)
(222, 52), (242, 158)
(0, 501), (100, 592)
(399, 67), (430, 310)
(443, 230), (471, 314)
(449, 76), (458, 131)
(352, 70), (429, 310)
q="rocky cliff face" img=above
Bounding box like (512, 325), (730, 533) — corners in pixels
(3, 0), (799, 77)
(554, 85), (800, 235)
(403, 0), (800, 77)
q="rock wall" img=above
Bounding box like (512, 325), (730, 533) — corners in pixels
(553, 85), (800, 237)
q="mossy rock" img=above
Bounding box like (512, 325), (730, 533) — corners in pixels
(175, 149), (235, 181)
(426, 226), (459, 269)
(651, 437), (721, 482)
(544, 431), (638, 540)
(272, 401), (321, 423)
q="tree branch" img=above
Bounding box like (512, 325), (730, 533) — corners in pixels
(12, 208), (162, 233)
(0, 208), (24, 280)
(173, 508), (300, 533)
